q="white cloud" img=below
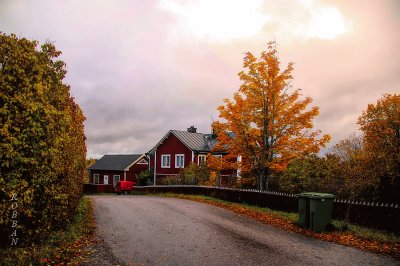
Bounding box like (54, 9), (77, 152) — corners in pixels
(301, 4), (348, 40)
(159, 0), (269, 41)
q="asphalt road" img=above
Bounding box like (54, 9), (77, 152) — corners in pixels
(90, 195), (398, 266)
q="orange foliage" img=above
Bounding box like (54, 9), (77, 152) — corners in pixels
(213, 42), (330, 190)
(358, 94), (400, 202)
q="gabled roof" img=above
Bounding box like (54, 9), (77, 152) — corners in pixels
(147, 130), (218, 154)
(172, 130), (210, 151)
(88, 154), (145, 171)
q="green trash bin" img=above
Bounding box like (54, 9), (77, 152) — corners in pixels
(298, 194), (310, 228)
(298, 192), (335, 233)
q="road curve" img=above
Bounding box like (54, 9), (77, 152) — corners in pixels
(89, 195), (398, 266)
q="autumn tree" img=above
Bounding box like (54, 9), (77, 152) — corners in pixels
(0, 33), (86, 246)
(213, 42), (330, 190)
(329, 134), (381, 200)
(358, 94), (400, 203)
(271, 155), (339, 194)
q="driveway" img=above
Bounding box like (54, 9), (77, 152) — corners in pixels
(89, 195), (398, 266)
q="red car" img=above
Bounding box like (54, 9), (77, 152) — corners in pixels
(115, 181), (136, 195)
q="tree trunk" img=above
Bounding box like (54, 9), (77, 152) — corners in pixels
(259, 166), (269, 191)
(265, 169), (270, 191)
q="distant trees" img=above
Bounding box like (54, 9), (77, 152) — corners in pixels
(358, 94), (400, 202)
(271, 94), (400, 203)
(0, 33), (86, 246)
(213, 42), (330, 191)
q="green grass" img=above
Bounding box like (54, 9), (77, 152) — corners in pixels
(241, 203), (299, 221)
(155, 193), (400, 244)
(331, 220), (400, 243)
(0, 197), (95, 266)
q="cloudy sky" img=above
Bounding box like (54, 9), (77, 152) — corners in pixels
(1, 0), (399, 158)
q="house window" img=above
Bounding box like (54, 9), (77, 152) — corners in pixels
(113, 175), (120, 187)
(198, 155), (207, 165)
(175, 154), (185, 168)
(213, 154), (223, 160)
(161, 154), (171, 168)
(93, 174), (99, 184)
(237, 155), (242, 177)
(104, 175), (109, 184)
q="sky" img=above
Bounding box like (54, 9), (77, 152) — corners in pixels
(1, 0), (399, 158)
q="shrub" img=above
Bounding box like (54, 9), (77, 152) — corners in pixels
(0, 33), (86, 246)
(137, 169), (153, 186)
(163, 175), (182, 185)
(161, 163), (212, 185)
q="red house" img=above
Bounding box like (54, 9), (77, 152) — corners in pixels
(147, 126), (237, 185)
(87, 154), (148, 193)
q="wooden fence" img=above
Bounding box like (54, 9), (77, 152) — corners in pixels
(132, 185), (400, 234)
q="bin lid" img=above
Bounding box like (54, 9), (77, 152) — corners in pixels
(298, 192), (335, 199)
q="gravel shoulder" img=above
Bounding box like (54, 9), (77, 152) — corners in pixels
(80, 233), (120, 266)
(88, 195), (399, 266)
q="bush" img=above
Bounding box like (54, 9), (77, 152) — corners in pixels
(163, 175), (182, 185)
(0, 33), (86, 246)
(161, 163), (211, 185)
(137, 169), (153, 186)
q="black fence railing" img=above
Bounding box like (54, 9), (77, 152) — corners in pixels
(133, 185), (400, 234)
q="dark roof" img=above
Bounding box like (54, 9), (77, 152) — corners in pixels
(171, 130), (210, 151)
(148, 130), (218, 154)
(88, 154), (144, 171)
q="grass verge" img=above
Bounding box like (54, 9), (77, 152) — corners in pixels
(156, 193), (400, 258)
(0, 197), (96, 265)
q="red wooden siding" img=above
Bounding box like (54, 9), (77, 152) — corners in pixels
(88, 156), (148, 193)
(148, 131), (239, 185)
(89, 170), (124, 184)
(126, 162), (148, 182)
(152, 133), (193, 179)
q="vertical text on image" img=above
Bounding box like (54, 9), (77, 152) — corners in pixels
(10, 193), (18, 246)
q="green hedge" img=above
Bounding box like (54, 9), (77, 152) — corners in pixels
(0, 33), (86, 246)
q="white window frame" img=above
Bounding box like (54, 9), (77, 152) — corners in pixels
(93, 174), (99, 184)
(175, 154), (185, 168)
(198, 154), (207, 165)
(213, 154), (223, 160)
(161, 154), (171, 168)
(237, 155), (242, 177)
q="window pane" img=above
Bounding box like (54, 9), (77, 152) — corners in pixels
(176, 155), (184, 168)
(162, 155), (170, 167)
(199, 155), (206, 164)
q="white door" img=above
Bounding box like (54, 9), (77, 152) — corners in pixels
(104, 175), (109, 184)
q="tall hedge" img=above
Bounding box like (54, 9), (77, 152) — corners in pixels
(0, 33), (86, 246)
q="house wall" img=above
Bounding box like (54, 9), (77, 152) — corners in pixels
(89, 170), (125, 185)
(148, 133), (239, 185)
(126, 161), (149, 183)
(89, 161), (148, 185)
(151, 134), (193, 180)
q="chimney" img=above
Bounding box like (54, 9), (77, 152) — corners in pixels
(187, 126), (197, 133)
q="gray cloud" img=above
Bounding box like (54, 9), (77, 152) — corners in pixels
(1, 0), (399, 158)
